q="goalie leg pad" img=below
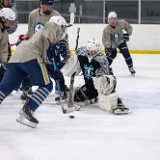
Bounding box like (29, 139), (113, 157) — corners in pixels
(98, 92), (118, 112)
(93, 75), (117, 95)
(98, 93), (129, 114)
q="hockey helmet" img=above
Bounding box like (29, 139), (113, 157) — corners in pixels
(86, 38), (101, 53)
(49, 16), (68, 26)
(0, 8), (16, 21)
(40, 0), (54, 5)
(108, 11), (117, 25)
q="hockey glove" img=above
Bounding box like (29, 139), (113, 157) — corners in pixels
(47, 43), (60, 59)
(57, 60), (66, 69)
(105, 47), (113, 56)
(46, 64), (62, 80)
(59, 40), (67, 53)
(52, 70), (63, 80)
(123, 34), (129, 42)
(59, 40), (70, 59)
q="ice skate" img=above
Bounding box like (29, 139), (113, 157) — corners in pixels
(16, 102), (39, 128)
(113, 98), (130, 115)
(20, 92), (27, 101)
(55, 90), (68, 104)
(129, 67), (136, 75)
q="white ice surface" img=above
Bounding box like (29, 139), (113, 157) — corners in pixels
(0, 54), (160, 160)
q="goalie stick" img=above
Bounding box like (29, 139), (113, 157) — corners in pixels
(67, 28), (80, 108)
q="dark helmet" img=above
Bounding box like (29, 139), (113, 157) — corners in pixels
(40, 0), (54, 5)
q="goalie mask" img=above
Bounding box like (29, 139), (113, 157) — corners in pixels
(108, 11), (117, 26)
(86, 38), (101, 63)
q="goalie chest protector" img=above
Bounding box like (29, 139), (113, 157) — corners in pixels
(78, 55), (100, 88)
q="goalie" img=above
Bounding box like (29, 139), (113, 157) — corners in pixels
(61, 38), (129, 115)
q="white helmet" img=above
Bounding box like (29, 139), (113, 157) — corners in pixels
(108, 11), (117, 25)
(49, 16), (68, 26)
(86, 38), (101, 53)
(0, 8), (16, 21)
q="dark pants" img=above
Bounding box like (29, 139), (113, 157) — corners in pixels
(75, 84), (98, 101)
(106, 41), (133, 68)
(0, 59), (53, 111)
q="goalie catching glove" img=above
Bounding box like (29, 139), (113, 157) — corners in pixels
(93, 75), (117, 95)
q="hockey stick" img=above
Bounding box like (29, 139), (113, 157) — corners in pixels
(52, 58), (76, 114)
(8, 35), (27, 47)
(67, 28), (80, 108)
(8, 42), (17, 47)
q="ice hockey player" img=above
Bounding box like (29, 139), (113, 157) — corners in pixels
(0, 16), (70, 128)
(22, 0), (60, 40)
(0, 0), (18, 82)
(102, 11), (136, 75)
(0, 8), (16, 82)
(0, 0), (18, 35)
(45, 38), (70, 103)
(61, 38), (129, 115)
(19, 0), (69, 100)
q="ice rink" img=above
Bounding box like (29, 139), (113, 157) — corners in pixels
(0, 54), (160, 160)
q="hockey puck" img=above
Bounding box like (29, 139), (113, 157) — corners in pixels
(69, 115), (74, 119)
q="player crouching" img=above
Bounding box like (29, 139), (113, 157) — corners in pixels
(61, 38), (129, 115)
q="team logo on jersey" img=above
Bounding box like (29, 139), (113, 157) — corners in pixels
(84, 64), (94, 79)
(112, 33), (120, 42)
(34, 22), (44, 34)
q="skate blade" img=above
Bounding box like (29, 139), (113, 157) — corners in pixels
(113, 108), (131, 115)
(73, 104), (81, 111)
(113, 110), (132, 115)
(16, 116), (37, 128)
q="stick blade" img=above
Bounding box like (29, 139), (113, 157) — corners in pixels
(64, 104), (81, 114)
